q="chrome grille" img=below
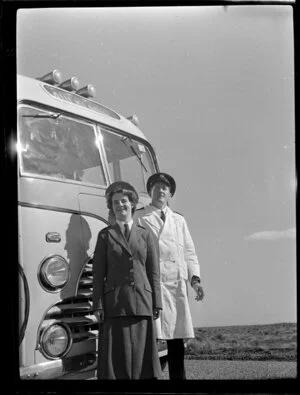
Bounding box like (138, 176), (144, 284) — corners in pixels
(41, 257), (100, 370)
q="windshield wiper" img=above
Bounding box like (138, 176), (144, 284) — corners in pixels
(22, 112), (61, 119)
(130, 146), (148, 173)
(121, 137), (148, 173)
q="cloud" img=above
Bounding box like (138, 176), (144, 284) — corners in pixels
(244, 227), (296, 241)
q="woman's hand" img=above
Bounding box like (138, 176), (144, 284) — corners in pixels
(94, 309), (105, 323)
(153, 308), (160, 320)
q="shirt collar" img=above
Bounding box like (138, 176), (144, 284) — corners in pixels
(150, 203), (167, 214)
(116, 219), (133, 231)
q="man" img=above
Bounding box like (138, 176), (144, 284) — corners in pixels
(134, 172), (204, 380)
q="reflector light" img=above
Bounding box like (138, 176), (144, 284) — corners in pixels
(39, 69), (62, 85)
(76, 84), (96, 98)
(59, 77), (80, 91)
(127, 114), (139, 126)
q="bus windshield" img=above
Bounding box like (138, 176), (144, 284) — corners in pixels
(18, 106), (107, 186)
(100, 128), (156, 195)
(18, 106), (156, 194)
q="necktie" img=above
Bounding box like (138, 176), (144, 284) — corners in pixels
(160, 210), (166, 223)
(124, 223), (130, 241)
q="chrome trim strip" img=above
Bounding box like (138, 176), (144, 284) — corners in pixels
(18, 201), (109, 225)
(19, 171), (108, 189)
(75, 255), (94, 297)
(96, 124), (112, 185)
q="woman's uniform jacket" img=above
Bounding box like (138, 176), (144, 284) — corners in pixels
(134, 205), (201, 340)
(92, 222), (162, 318)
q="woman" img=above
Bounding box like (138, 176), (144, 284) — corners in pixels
(92, 181), (162, 379)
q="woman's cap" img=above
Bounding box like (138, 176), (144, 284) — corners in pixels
(146, 172), (176, 196)
(105, 181), (139, 201)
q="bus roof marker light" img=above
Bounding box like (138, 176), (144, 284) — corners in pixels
(127, 114), (139, 126)
(38, 70), (62, 85)
(76, 84), (96, 98)
(59, 77), (80, 92)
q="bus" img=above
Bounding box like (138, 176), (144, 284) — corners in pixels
(17, 70), (167, 380)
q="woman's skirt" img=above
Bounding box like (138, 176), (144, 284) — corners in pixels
(98, 316), (162, 379)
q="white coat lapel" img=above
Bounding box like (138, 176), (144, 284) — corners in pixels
(159, 206), (174, 240)
(142, 206), (162, 237)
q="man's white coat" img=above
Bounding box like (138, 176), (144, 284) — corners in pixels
(135, 205), (200, 339)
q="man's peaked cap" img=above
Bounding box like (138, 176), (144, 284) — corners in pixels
(146, 172), (176, 196)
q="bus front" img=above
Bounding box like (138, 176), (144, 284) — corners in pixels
(17, 72), (164, 379)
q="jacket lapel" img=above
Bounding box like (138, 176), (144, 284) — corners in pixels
(108, 224), (132, 255)
(128, 223), (142, 254)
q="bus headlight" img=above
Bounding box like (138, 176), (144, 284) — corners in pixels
(40, 324), (72, 359)
(39, 255), (70, 291)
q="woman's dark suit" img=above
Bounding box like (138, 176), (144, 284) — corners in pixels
(93, 222), (162, 379)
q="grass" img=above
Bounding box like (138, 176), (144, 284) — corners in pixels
(185, 322), (297, 361)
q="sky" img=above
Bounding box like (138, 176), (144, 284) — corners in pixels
(17, 5), (296, 328)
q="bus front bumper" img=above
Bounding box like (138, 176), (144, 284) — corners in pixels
(20, 345), (167, 380)
(20, 354), (97, 380)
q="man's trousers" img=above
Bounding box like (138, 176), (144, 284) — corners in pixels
(166, 339), (186, 380)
